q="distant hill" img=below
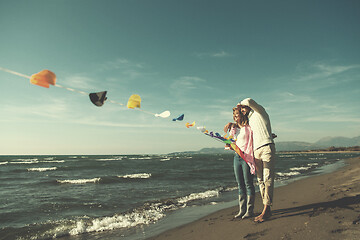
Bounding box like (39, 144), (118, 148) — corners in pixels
(191, 136), (360, 153)
(276, 136), (360, 152)
(315, 136), (360, 147)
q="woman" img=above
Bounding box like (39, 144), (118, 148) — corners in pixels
(224, 108), (256, 219)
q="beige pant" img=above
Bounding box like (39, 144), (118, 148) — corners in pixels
(254, 143), (276, 206)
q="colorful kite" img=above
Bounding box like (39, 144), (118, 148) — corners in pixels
(196, 126), (208, 133)
(30, 70), (56, 88)
(155, 111), (171, 118)
(89, 91), (108, 107)
(127, 94), (141, 109)
(197, 127), (251, 170)
(172, 114), (184, 121)
(185, 121), (196, 128)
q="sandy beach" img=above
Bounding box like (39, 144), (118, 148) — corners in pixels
(148, 157), (360, 240)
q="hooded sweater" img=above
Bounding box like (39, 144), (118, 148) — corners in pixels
(239, 98), (274, 150)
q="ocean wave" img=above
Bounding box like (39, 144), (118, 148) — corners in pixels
(160, 157), (171, 161)
(177, 189), (220, 204)
(309, 157), (327, 160)
(12, 158), (38, 161)
(276, 171), (301, 177)
(68, 188), (222, 236)
(41, 160), (65, 163)
(28, 167), (57, 172)
(16, 187), (226, 239)
(308, 163), (319, 166)
(224, 186), (238, 192)
(289, 166), (310, 171)
(68, 205), (166, 236)
(11, 159), (39, 164)
(128, 157), (152, 160)
(118, 173), (152, 179)
(57, 178), (100, 184)
(0, 161), (8, 165)
(44, 157), (54, 160)
(96, 157), (123, 161)
(278, 155), (296, 158)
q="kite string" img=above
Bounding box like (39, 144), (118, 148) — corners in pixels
(1, 66), (164, 117)
(135, 108), (156, 116)
(55, 84), (88, 96)
(0, 67), (31, 79)
(108, 100), (125, 106)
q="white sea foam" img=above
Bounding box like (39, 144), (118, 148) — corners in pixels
(276, 171), (301, 177)
(69, 207), (166, 235)
(28, 167), (57, 172)
(41, 160), (65, 163)
(12, 158), (38, 161)
(308, 163), (319, 166)
(289, 166), (310, 171)
(40, 187), (226, 238)
(160, 157), (171, 161)
(57, 178), (100, 184)
(225, 186), (238, 192)
(96, 157), (123, 161)
(309, 157), (327, 160)
(177, 189), (220, 204)
(0, 161), (8, 165)
(11, 159), (39, 164)
(118, 173), (152, 179)
(128, 157), (152, 160)
(279, 155), (296, 158)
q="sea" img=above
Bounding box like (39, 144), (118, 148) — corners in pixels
(1, 152), (359, 240)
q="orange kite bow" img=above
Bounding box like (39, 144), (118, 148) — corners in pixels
(185, 121), (196, 128)
(30, 70), (56, 88)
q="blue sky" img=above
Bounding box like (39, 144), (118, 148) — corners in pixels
(0, 0), (359, 155)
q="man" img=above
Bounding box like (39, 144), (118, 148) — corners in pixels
(238, 98), (276, 223)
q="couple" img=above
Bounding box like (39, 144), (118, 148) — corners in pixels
(224, 98), (276, 223)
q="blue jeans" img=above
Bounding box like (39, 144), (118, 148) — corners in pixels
(234, 153), (255, 196)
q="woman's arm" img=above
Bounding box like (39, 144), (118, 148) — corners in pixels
(224, 122), (236, 133)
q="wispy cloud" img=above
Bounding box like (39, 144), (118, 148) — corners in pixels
(2, 99), (69, 120)
(303, 116), (360, 123)
(98, 58), (146, 80)
(170, 76), (206, 91)
(62, 75), (96, 90)
(277, 92), (314, 103)
(100, 58), (144, 70)
(194, 50), (232, 58)
(294, 62), (360, 83)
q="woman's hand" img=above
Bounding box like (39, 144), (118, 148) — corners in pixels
(224, 122), (233, 133)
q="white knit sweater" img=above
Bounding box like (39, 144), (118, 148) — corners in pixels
(239, 98), (274, 150)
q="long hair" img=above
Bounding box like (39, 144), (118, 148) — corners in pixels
(233, 107), (249, 127)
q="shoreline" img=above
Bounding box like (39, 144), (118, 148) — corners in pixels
(279, 150), (360, 154)
(147, 157), (360, 240)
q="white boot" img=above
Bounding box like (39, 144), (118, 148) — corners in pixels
(242, 195), (255, 219)
(234, 195), (246, 218)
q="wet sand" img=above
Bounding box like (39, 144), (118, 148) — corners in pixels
(148, 157), (360, 240)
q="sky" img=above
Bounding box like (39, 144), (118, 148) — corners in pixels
(0, 0), (359, 155)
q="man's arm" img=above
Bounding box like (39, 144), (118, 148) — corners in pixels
(238, 98), (265, 114)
